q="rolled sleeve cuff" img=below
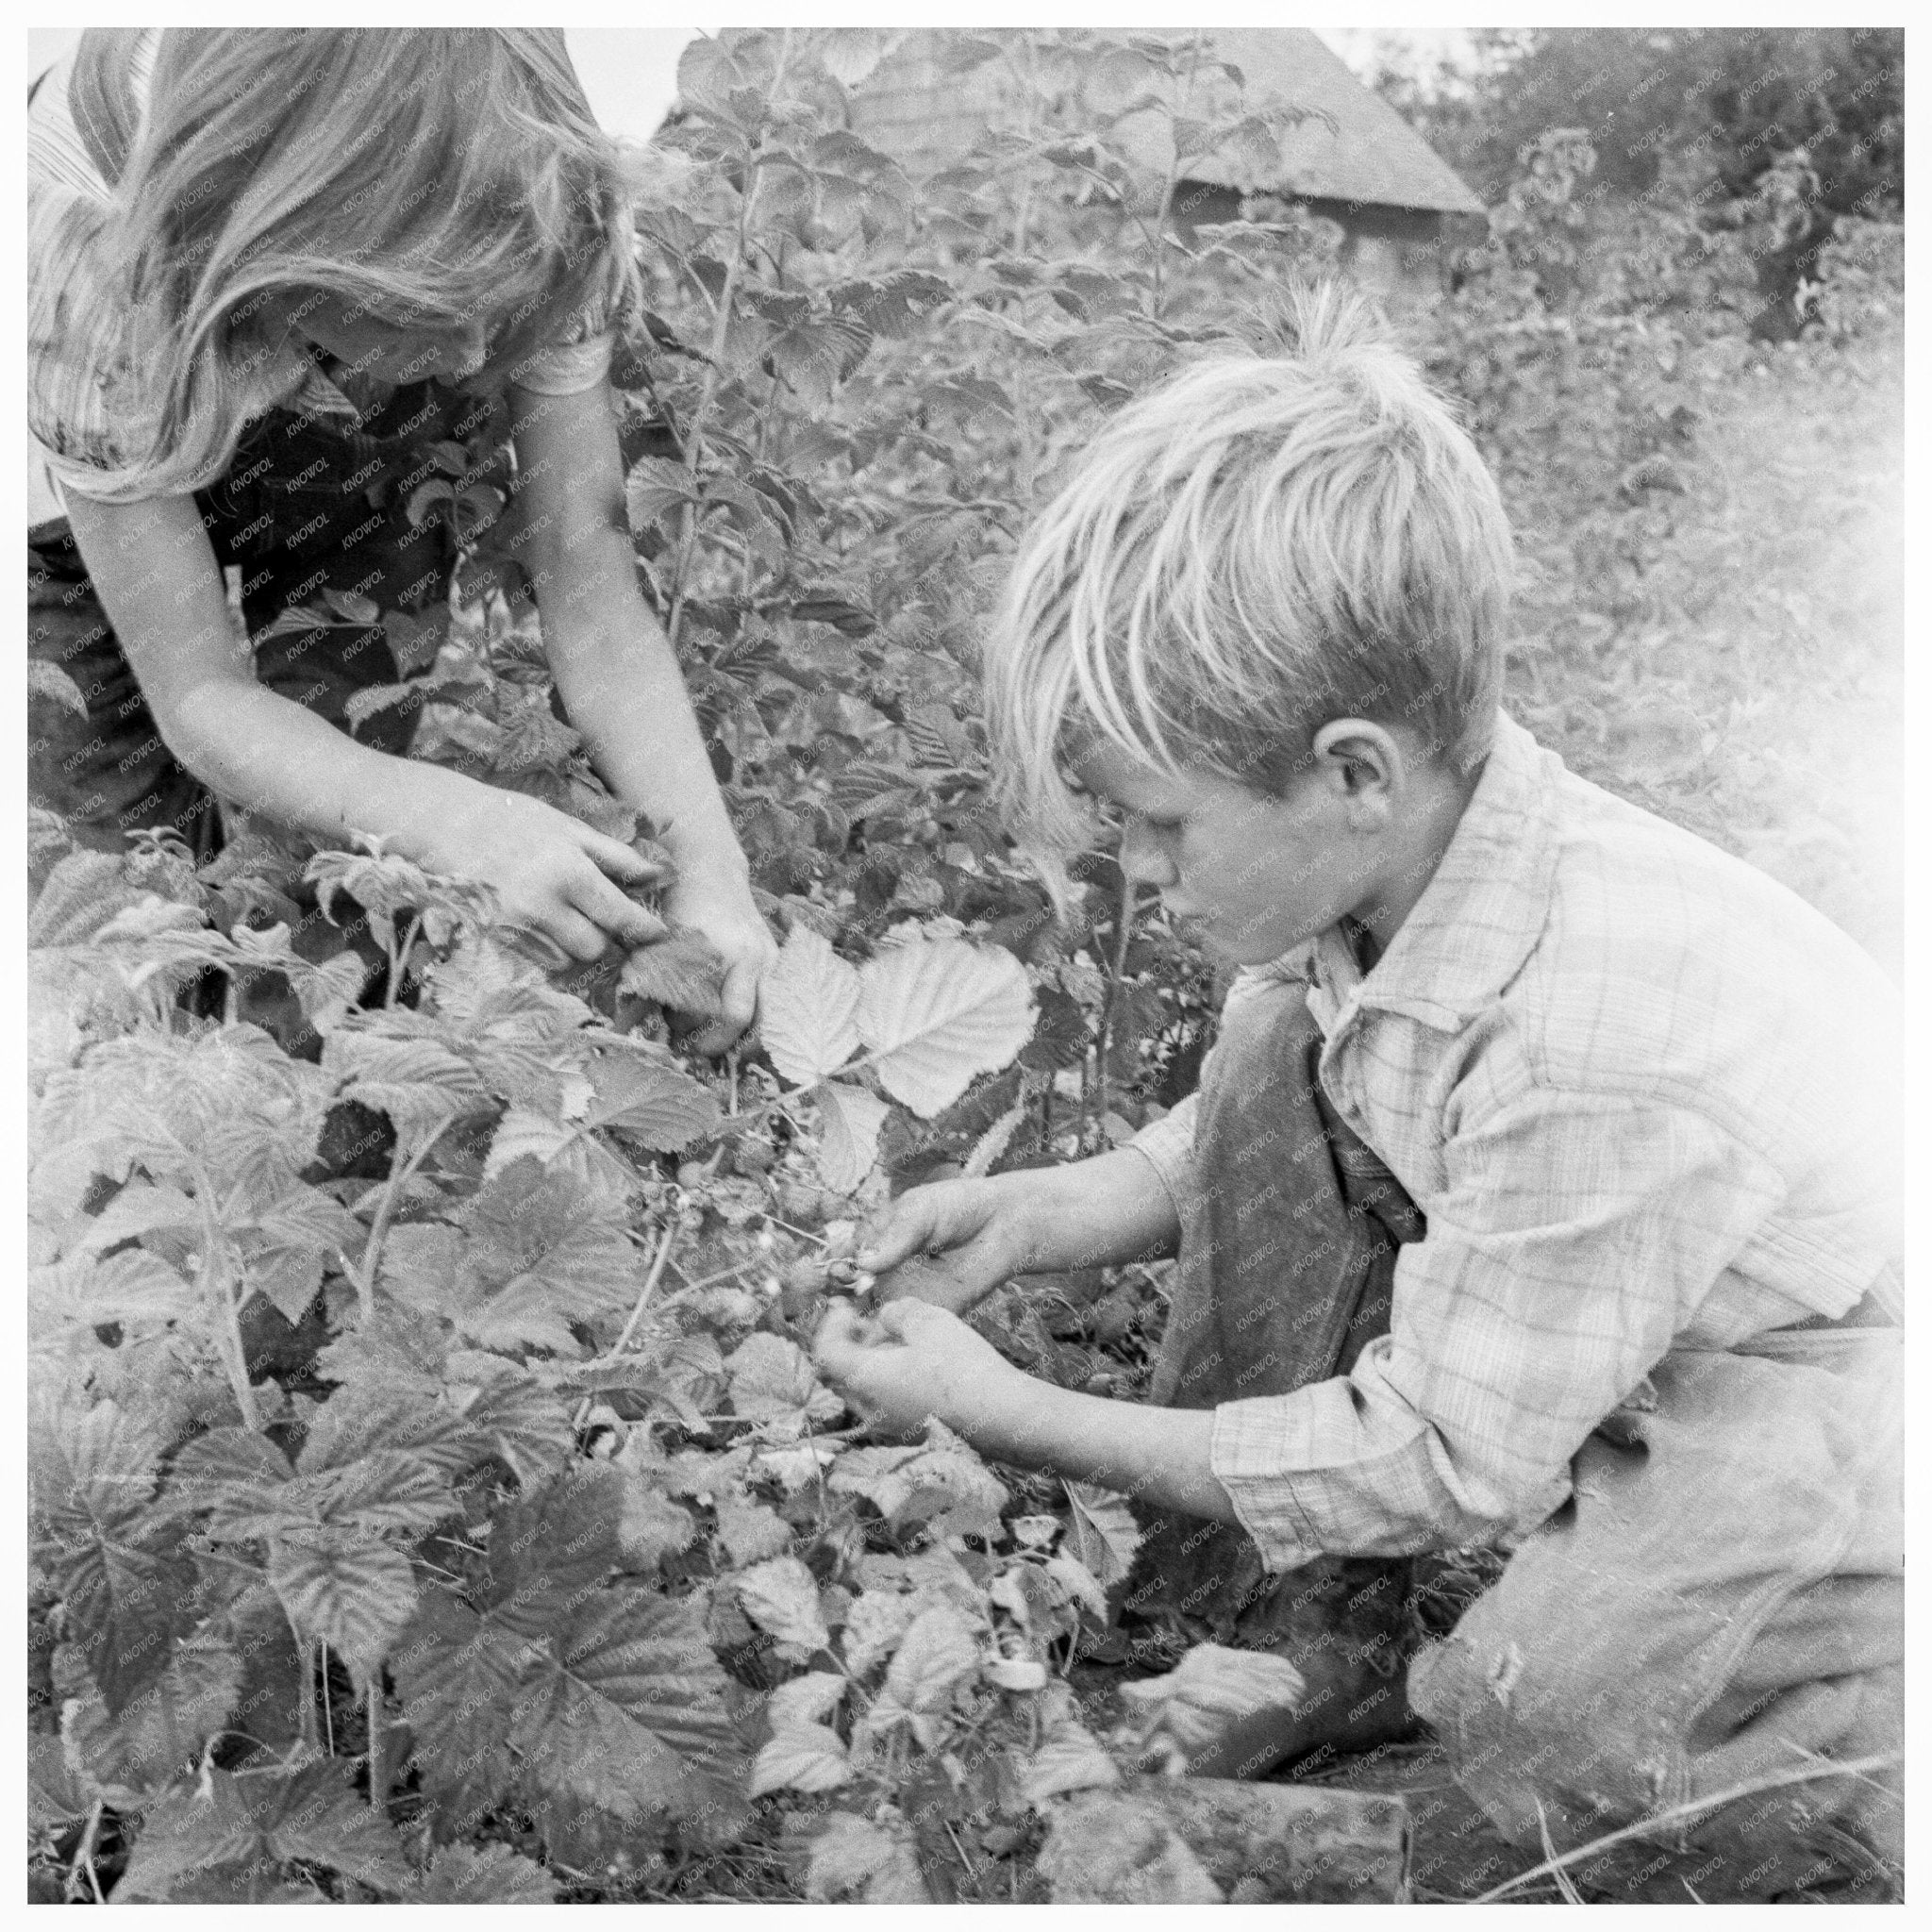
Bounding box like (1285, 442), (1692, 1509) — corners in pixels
(1208, 1398), (1329, 1574)
(1127, 1094), (1198, 1211)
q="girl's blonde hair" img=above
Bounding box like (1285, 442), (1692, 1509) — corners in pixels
(55, 28), (641, 501)
(984, 281), (1515, 861)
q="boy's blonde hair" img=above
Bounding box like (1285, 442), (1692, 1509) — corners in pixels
(984, 282), (1514, 859)
(46, 28), (641, 502)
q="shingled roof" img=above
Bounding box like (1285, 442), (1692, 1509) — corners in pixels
(848, 27), (1485, 218)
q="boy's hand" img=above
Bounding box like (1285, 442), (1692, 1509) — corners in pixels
(857, 1177), (1035, 1315)
(813, 1298), (1020, 1440)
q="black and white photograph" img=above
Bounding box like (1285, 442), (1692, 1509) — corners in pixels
(24, 19), (1907, 1907)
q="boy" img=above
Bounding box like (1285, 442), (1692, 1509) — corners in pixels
(813, 287), (1902, 1898)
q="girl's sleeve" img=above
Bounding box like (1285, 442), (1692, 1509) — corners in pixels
(508, 329), (616, 398)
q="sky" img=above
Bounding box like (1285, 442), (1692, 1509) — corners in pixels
(27, 28), (1477, 146)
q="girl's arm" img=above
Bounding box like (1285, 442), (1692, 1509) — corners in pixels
(507, 377), (775, 1051)
(61, 490), (669, 963)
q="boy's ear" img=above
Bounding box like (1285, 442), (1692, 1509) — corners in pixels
(1310, 718), (1407, 818)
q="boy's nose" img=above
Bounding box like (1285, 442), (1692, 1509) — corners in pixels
(1118, 822), (1177, 889)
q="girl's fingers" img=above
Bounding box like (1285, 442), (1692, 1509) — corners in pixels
(542, 903), (614, 963)
(812, 1301), (866, 1376)
(570, 865), (669, 949)
(577, 825), (671, 887)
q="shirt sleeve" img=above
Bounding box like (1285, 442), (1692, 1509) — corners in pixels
(1127, 1093), (1198, 1207)
(1208, 1084), (1788, 1571)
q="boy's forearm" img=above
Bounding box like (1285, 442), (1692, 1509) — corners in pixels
(1005, 1148), (1183, 1274)
(970, 1371), (1237, 1525)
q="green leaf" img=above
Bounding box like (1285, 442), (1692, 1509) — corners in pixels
(625, 454), (702, 539)
(618, 925), (729, 1018)
(28, 849), (144, 951)
(509, 1587), (739, 1827)
(325, 1029), (491, 1141)
(268, 1526), (418, 1685)
(806, 1812), (932, 1903)
(56, 1630), (242, 1808)
(884, 1601), (981, 1713)
(412, 1841), (559, 1904)
(115, 1760), (414, 1902)
(393, 1587), (526, 1838)
(856, 937), (1036, 1118)
(1064, 1479), (1142, 1590)
(814, 1078), (889, 1194)
(580, 1050), (721, 1151)
(725, 1332), (843, 1430)
(759, 925), (861, 1087)
(749, 1721), (850, 1796)
(30, 1394), (199, 1718)
(1020, 1712), (1121, 1806)
(735, 1554), (831, 1655)
(714, 1492), (793, 1566)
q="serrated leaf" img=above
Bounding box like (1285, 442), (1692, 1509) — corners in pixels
(806, 1811), (931, 1903)
(30, 1394), (199, 1717)
(325, 1029), (489, 1141)
(1065, 1480), (1142, 1590)
(715, 1493), (794, 1566)
(413, 1841), (558, 1904)
(840, 1588), (915, 1677)
(884, 1601), (981, 1712)
(857, 938), (1036, 1117)
(618, 925), (728, 1017)
(510, 1587), (738, 1827)
(750, 1721), (851, 1796)
(28, 849), (143, 950)
(759, 925), (861, 1086)
(1021, 1713), (1121, 1806)
(393, 1588), (525, 1838)
(725, 1332), (843, 1429)
(767, 1669), (846, 1729)
(581, 1051), (721, 1152)
(617, 1480), (696, 1573)
(57, 1630), (242, 1807)
(736, 1555), (831, 1654)
(815, 1078), (889, 1194)
(116, 1760), (414, 1902)
(268, 1527), (418, 1685)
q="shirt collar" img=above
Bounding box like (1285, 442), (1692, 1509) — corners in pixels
(1295, 710), (1559, 1036)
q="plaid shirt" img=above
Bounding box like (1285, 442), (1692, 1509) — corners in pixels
(27, 30), (614, 526)
(1132, 712), (1903, 1568)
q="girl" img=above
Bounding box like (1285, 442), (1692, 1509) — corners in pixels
(28, 28), (774, 1049)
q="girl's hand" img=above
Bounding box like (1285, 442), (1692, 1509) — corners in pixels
(414, 779), (670, 963)
(812, 1298), (1022, 1441)
(660, 863), (778, 1056)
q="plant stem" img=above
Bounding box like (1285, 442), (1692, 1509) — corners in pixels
(667, 27), (795, 651)
(387, 912), (425, 1010)
(354, 1121), (447, 1320)
(70, 1800), (105, 1904)
(366, 1680), (387, 1814)
(572, 1219), (682, 1431)
(320, 1641), (335, 1755)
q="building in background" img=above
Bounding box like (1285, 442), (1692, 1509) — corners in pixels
(845, 28), (1488, 298)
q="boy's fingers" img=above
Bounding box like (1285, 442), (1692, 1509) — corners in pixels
(684, 963), (758, 1058)
(857, 1195), (948, 1271)
(542, 903), (614, 963)
(813, 1301), (877, 1374)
